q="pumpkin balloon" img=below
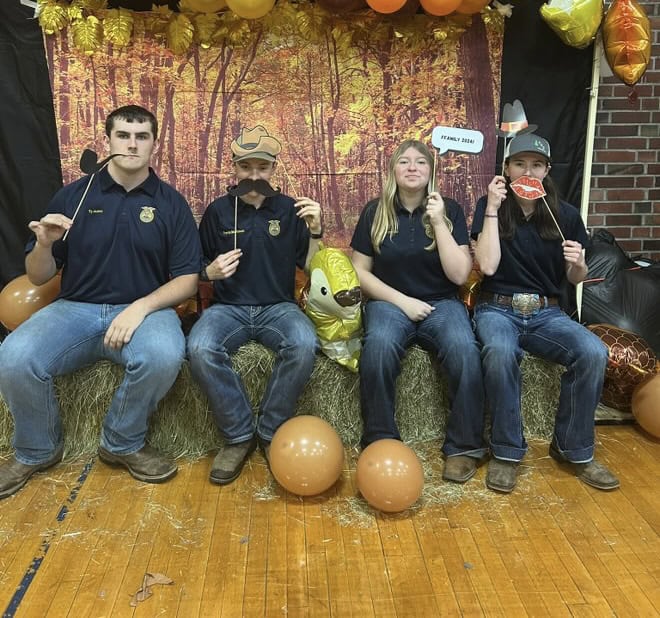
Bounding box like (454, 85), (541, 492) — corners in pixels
(540, 0), (604, 49)
(0, 274), (61, 332)
(356, 439), (424, 513)
(366, 0), (407, 14)
(632, 374), (660, 439)
(269, 416), (344, 496)
(602, 0), (651, 86)
(225, 0), (275, 19)
(419, 0), (462, 16)
(587, 324), (657, 412)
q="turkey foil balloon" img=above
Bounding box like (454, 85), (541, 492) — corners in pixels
(540, 0), (604, 49)
(602, 0), (651, 87)
(305, 246), (362, 373)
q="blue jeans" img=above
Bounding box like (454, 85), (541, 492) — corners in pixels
(0, 299), (185, 465)
(186, 303), (318, 443)
(359, 299), (486, 458)
(474, 302), (608, 463)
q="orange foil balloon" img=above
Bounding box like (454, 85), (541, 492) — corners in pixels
(632, 374), (660, 439)
(420, 0), (462, 15)
(602, 0), (651, 86)
(459, 268), (483, 313)
(588, 324), (657, 412)
(367, 0), (407, 13)
(356, 439), (424, 513)
(269, 416), (344, 496)
(0, 274), (61, 331)
(455, 0), (490, 15)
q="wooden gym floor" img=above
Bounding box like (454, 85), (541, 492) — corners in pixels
(0, 425), (659, 617)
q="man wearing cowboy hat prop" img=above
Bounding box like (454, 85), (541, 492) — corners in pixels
(187, 126), (323, 484)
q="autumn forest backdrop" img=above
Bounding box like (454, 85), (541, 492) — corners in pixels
(47, 7), (502, 247)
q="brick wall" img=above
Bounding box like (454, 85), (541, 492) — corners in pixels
(588, 0), (660, 261)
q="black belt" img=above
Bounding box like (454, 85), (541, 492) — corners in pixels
(479, 292), (558, 316)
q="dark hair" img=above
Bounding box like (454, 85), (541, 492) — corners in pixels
(497, 175), (563, 241)
(105, 105), (158, 140)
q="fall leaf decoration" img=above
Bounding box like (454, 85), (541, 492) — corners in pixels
(38, 0), (69, 35)
(167, 13), (195, 54)
(103, 8), (134, 47)
(72, 15), (103, 55)
(38, 0), (487, 55)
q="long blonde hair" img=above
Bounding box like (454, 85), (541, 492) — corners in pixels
(371, 140), (433, 253)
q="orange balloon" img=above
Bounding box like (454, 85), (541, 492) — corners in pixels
(356, 439), (424, 513)
(454, 0), (489, 14)
(419, 0), (462, 16)
(366, 0), (407, 14)
(603, 0), (651, 86)
(0, 274), (61, 331)
(632, 373), (660, 439)
(270, 416), (344, 496)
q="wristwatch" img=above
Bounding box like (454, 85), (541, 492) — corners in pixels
(310, 229), (323, 239)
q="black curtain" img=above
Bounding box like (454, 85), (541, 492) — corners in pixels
(500, 0), (592, 207)
(0, 2), (62, 288)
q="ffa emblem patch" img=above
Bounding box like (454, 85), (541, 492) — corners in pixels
(268, 220), (281, 237)
(139, 206), (156, 223)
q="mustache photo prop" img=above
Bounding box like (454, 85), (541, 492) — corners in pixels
(63, 149), (124, 241)
(227, 178), (282, 197)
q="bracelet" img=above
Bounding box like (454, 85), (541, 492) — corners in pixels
(199, 265), (210, 281)
(484, 213), (498, 218)
(310, 229), (323, 239)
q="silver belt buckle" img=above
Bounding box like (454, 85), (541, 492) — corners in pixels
(511, 293), (541, 317)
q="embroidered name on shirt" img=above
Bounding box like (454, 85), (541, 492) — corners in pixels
(88, 209), (103, 214)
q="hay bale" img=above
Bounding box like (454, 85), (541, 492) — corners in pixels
(0, 343), (563, 460)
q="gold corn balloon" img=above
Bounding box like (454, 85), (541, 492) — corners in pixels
(602, 0), (651, 86)
(540, 0), (604, 49)
(305, 247), (363, 373)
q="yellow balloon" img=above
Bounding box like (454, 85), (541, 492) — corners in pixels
(181, 0), (228, 12)
(540, 0), (604, 50)
(225, 0), (275, 19)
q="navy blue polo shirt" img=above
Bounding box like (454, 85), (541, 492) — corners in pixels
(350, 196), (469, 301)
(28, 167), (202, 304)
(200, 193), (310, 305)
(471, 196), (589, 297)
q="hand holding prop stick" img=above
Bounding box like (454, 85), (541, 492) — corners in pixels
(510, 176), (565, 242)
(62, 150), (123, 241)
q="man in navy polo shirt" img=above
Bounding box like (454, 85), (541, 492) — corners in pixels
(0, 105), (202, 499)
(187, 126), (323, 485)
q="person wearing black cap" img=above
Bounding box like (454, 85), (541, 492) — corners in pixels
(0, 105), (202, 499)
(187, 126), (323, 485)
(471, 132), (619, 493)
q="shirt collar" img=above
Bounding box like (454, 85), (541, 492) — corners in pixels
(98, 166), (158, 196)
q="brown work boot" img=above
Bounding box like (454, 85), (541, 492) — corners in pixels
(0, 445), (64, 500)
(98, 445), (177, 483)
(442, 455), (478, 483)
(209, 436), (257, 485)
(486, 458), (518, 493)
(549, 444), (620, 490)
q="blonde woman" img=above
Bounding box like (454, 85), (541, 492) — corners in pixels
(350, 140), (486, 484)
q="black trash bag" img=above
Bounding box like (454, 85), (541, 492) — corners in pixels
(586, 229), (636, 281)
(582, 262), (660, 356)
